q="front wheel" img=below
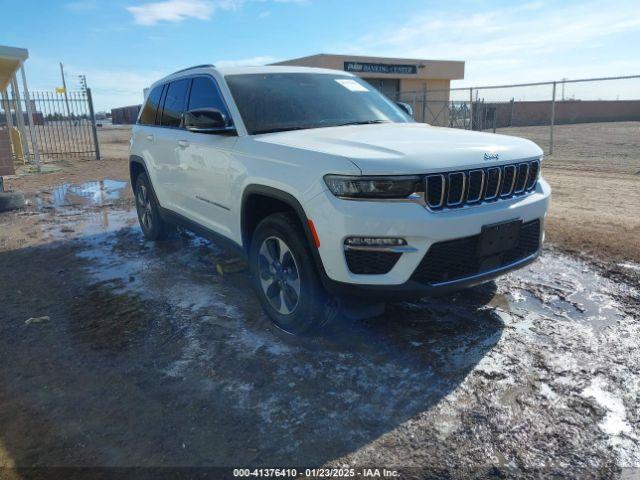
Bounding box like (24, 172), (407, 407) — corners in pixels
(249, 213), (335, 334)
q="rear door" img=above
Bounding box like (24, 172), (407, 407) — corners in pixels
(133, 84), (170, 204)
(156, 78), (191, 210)
(176, 75), (237, 237)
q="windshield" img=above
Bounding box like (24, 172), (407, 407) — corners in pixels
(225, 73), (412, 135)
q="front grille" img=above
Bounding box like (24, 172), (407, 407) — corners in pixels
(425, 159), (540, 210)
(411, 219), (541, 285)
(345, 250), (401, 275)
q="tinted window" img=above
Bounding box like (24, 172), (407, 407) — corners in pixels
(139, 85), (163, 125)
(225, 73), (410, 135)
(188, 76), (228, 113)
(161, 79), (191, 128)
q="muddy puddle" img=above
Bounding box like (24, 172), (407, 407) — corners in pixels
(0, 179), (638, 473)
(43, 179), (129, 208)
(1, 179), (137, 246)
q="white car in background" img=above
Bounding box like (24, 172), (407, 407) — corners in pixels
(129, 65), (551, 334)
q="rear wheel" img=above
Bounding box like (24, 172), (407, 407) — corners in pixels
(249, 213), (335, 334)
(134, 172), (172, 240)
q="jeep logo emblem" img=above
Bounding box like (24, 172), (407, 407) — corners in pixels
(484, 153), (499, 161)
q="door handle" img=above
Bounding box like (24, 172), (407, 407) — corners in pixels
(146, 134), (154, 141)
(178, 140), (189, 148)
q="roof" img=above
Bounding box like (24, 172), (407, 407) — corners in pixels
(151, 64), (354, 89)
(216, 65), (352, 76)
(0, 45), (29, 91)
(273, 53), (465, 65)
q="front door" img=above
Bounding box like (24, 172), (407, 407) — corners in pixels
(176, 76), (237, 237)
(362, 78), (400, 101)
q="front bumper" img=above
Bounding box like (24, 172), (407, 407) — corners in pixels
(304, 177), (551, 296)
(323, 249), (540, 299)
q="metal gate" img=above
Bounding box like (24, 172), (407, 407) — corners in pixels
(0, 87), (100, 165)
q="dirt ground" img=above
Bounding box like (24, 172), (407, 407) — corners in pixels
(498, 121), (640, 175)
(496, 121), (640, 262)
(0, 124), (639, 477)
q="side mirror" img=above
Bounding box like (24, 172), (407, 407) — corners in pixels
(396, 102), (414, 117)
(183, 108), (234, 133)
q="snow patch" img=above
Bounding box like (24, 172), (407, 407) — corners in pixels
(582, 378), (632, 436)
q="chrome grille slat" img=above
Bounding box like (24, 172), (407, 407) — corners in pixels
(526, 160), (540, 191)
(424, 159), (540, 211)
(500, 165), (517, 197)
(447, 172), (466, 206)
(485, 167), (501, 200)
(425, 174), (446, 208)
(467, 169), (485, 203)
(514, 163), (529, 193)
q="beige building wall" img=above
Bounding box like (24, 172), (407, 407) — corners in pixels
(399, 79), (452, 124)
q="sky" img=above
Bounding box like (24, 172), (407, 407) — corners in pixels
(2, 0), (639, 111)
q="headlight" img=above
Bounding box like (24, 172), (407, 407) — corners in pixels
(324, 175), (422, 199)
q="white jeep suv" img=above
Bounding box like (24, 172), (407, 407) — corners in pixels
(130, 65), (551, 333)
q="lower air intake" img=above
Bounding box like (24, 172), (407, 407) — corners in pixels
(410, 219), (541, 285)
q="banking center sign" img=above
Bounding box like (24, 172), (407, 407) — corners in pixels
(344, 62), (418, 75)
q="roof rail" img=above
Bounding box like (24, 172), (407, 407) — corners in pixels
(169, 64), (215, 76)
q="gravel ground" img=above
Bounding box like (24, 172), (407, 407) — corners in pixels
(0, 177), (638, 478)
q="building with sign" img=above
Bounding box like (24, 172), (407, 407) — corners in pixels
(272, 53), (465, 124)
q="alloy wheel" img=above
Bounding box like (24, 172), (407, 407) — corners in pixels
(258, 236), (301, 315)
(136, 184), (153, 230)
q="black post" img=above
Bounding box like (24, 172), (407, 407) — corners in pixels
(0, 176), (4, 192)
(86, 88), (101, 160)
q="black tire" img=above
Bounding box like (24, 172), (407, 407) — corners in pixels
(249, 212), (336, 334)
(134, 172), (173, 240)
(0, 191), (25, 212)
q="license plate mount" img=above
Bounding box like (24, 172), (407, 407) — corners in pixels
(478, 219), (521, 257)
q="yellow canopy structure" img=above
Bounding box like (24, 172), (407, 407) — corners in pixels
(0, 45), (28, 91)
(0, 44), (40, 172)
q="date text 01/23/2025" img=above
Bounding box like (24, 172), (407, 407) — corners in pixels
(233, 468), (400, 478)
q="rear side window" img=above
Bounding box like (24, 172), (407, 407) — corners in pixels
(139, 85), (163, 125)
(161, 79), (191, 128)
(188, 76), (228, 114)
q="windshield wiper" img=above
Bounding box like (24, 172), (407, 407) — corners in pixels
(334, 120), (392, 127)
(253, 120), (391, 134)
(253, 126), (314, 134)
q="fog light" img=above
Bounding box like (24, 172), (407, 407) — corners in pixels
(344, 237), (407, 247)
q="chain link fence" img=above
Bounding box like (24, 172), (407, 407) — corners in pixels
(392, 75), (640, 174)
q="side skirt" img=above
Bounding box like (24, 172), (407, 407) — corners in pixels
(159, 207), (247, 260)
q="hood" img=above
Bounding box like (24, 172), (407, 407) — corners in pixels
(255, 123), (543, 175)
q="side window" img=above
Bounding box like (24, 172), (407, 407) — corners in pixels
(161, 78), (191, 128)
(188, 76), (228, 114)
(138, 85), (163, 126)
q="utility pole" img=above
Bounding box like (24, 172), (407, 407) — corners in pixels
(561, 77), (567, 101)
(550, 81), (557, 155)
(59, 62), (72, 119)
(78, 74), (87, 93)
